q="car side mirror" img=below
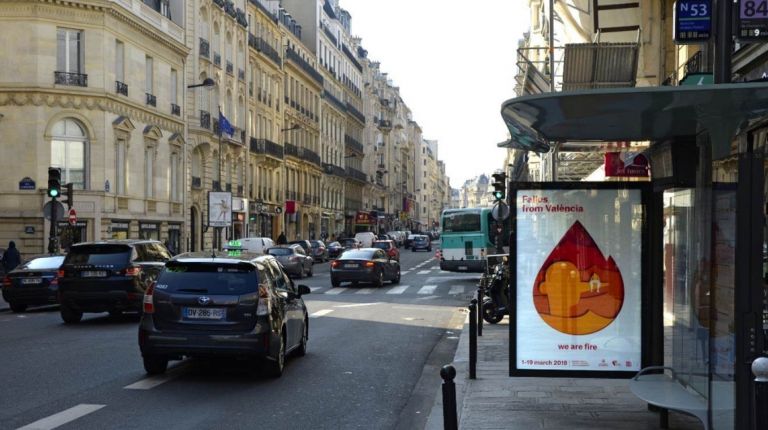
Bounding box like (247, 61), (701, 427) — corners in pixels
(297, 284), (311, 296)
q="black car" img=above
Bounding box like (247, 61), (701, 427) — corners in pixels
(326, 241), (344, 259)
(309, 240), (328, 262)
(411, 235), (432, 252)
(330, 248), (400, 288)
(338, 238), (360, 250)
(2, 255), (65, 312)
(288, 240), (312, 255)
(57, 240), (172, 323)
(138, 252), (310, 377)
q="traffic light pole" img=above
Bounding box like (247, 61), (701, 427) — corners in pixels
(48, 197), (58, 254)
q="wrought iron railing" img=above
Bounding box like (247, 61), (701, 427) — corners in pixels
(199, 38), (210, 58)
(226, 61), (234, 75)
(214, 53), (221, 67)
(192, 176), (202, 188)
(238, 69), (245, 81)
(171, 103), (180, 116)
(345, 135), (363, 153)
(284, 143), (299, 158)
(285, 48), (323, 85)
(116, 81), (128, 96)
(249, 138), (284, 159)
(346, 167), (367, 182)
(54, 71), (87, 87)
(200, 110), (211, 129)
(323, 163), (346, 177)
(301, 148), (321, 166)
(346, 102), (365, 123)
(146, 93), (157, 107)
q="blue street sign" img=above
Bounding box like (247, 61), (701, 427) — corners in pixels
(674, 0), (712, 43)
(19, 177), (36, 190)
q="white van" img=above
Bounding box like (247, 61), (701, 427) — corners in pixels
(354, 232), (376, 248)
(223, 237), (275, 255)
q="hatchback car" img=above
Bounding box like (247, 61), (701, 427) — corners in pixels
(138, 251), (310, 377)
(330, 248), (400, 288)
(57, 240), (172, 323)
(288, 240), (312, 255)
(339, 238), (360, 250)
(411, 235), (432, 252)
(309, 240), (328, 262)
(267, 245), (313, 278)
(2, 255), (65, 312)
(373, 240), (399, 261)
(326, 241), (344, 259)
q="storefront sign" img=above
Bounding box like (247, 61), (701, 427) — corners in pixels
(111, 222), (129, 230)
(140, 223), (158, 230)
(515, 188), (643, 373)
(208, 191), (233, 227)
(737, 0), (768, 39)
(232, 197), (246, 212)
(355, 211), (371, 224)
(167, 224), (181, 231)
(604, 152), (649, 177)
(674, 0), (712, 43)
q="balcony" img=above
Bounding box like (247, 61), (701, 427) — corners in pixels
(192, 176), (202, 189)
(377, 120), (392, 130)
(116, 81), (128, 96)
(236, 8), (248, 27)
(146, 93), (157, 107)
(171, 103), (180, 116)
(285, 48), (324, 85)
(249, 138), (284, 159)
(225, 183), (232, 192)
(213, 118), (220, 135)
(346, 102), (365, 124)
(237, 185), (244, 196)
(303, 193), (312, 205)
(284, 143), (299, 158)
(238, 68), (245, 81)
(345, 135), (363, 153)
(54, 71), (87, 87)
(224, 0), (236, 18)
(212, 180), (221, 191)
(226, 61), (234, 75)
(200, 110), (211, 129)
(214, 53), (221, 67)
(323, 90), (346, 113)
(323, 163), (346, 177)
(199, 38), (210, 58)
(301, 148), (322, 167)
(346, 167), (367, 183)
(248, 34), (282, 67)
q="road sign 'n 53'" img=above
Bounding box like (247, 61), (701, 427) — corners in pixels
(674, 0), (712, 43)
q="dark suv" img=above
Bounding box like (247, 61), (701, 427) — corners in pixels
(57, 240), (171, 323)
(138, 252), (310, 377)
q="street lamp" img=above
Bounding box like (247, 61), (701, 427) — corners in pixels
(187, 77), (215, 90)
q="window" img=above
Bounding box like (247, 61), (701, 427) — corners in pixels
(57, 28), (83, 73)
(170, 69), (178, 104)
(145, 56), (153, 94)
(170, 152), (180, 201)
(115, 40), (124, 82)
(145, 146), (154, 198)
(51, 118), (87, 189)
(116, 139), (126, 195)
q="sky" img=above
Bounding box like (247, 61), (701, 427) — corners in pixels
(341, 0), (531, 187)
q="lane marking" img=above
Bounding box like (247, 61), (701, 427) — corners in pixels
(449, 285), (465, 295)
(430, 266), (439, 270)
(17, 404), (106, 430)
(335, 302), (380, 308)
(309, 286), (324, 292)
(386, 285), (409, 294)
(401, 271), (410, 275)
(324, 288), (348, 295)
(417, 270), (430, 275)
(310, 309), (334, 317)
(355, 288), (376, 294)
(418, 285), (437, 294)
(417, 295), (439, 300)
(124, 364), (188, 390)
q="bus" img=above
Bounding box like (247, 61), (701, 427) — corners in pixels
(439, 208), (508, 272)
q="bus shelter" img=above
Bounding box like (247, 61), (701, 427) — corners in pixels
(500, 83), (768, 430)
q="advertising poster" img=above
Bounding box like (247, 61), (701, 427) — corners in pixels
(208, 191), (233, 227)
(515, 188), (643, 372)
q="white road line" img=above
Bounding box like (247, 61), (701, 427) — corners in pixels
(417, 295), (439, 300)
(355, 288), (376, 294)
(310, 309), (334, 318)
(386, 285), (409, 294)
(449, 285), (465, 295)
(17, 404), (106, 430)
(401, 271), (410, 275)
(417, 270), (430, 275)
(335, 302), (380, 308)
(324, 288), (348, 295)
(418, 285), (437, 294)
(309, 286), (324, 292)
(124, 365), (186, 390)
(430, 266), (439, 270)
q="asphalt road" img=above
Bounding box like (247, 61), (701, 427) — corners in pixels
(0, 244), (480, 430)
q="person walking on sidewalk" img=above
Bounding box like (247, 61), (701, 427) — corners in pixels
(1, 240), (21, 273)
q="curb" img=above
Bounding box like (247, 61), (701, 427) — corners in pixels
(425, 313), (471, 429)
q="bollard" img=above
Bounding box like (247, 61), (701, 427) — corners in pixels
(477, 285), (484, 337)
(440, 364), (458, 430)
(469, 299), (477, 379)
(753, 356), (768, 429)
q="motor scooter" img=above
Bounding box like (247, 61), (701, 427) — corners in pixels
(482, 260), (510, 324)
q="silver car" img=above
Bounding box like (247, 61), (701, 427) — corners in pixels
(267, 245), (314, 278)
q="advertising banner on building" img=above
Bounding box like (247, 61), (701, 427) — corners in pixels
(208, 191), (232, 228)
(513, 186), (644, 373)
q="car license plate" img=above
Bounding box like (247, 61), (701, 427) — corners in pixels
(81, 271), (107, 278)
(184, 307), (225, 320)
(458, 266), (468, 271)
(344, 263), (358, 268)
(21, 278), (43, 284)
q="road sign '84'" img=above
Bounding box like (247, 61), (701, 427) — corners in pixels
(739, 0), (768, 39)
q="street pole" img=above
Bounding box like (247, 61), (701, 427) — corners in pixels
(714, 0), (732, 84)
(217, 106), (223, 250)
(48, 198), (58, 254)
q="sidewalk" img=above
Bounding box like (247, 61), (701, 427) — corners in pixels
(426, 317), (701, 430)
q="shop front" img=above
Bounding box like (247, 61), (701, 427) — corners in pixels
(57, 220), (87, 251)
(166, 223), (182, 255)
(501, 83), (768, 430)
(109, 220), (130, 240)
(139, 222), (160, 240)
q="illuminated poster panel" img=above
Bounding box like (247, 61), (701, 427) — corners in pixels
(515, 188), (643, 372)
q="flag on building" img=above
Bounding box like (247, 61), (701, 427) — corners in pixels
(218, 110), (235, 137)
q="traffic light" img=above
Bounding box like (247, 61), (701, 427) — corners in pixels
(249, 213), (257, 223)
(491, 172), (507, 202)
(62, 183), (74, 209)
(47, 167), (61, 198)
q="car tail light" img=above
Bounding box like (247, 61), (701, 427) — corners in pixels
(364, 261), (375, 268)
(331, 260), (340, 268)
(2, 276), (10, 288)
(124, 266), (142, 277)
(57, 269), (65, 278)
(143, 282), (155, 314)
(257, 285), (270, 316)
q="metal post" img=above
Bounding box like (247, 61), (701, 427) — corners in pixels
(440, 364), (458, 430)
(48, 199), (58, 254)
(469, 299), (477, 379)
(477, 285), (484, 337)
(714, 0), (732, 84)
(753, 357), (768, 430)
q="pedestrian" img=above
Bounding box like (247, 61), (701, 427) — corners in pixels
(276, 231), (287, 245)
(1, 240), (21, 273)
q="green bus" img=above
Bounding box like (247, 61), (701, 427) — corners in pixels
(439, 208), (506, 272)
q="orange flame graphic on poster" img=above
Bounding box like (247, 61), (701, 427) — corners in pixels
(533, 221), (624, 335)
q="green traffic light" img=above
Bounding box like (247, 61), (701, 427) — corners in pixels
(49, 189), (59, 198)
(493, 191), (504, 200)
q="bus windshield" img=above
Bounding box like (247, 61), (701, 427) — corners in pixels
(442, 211), (481, 233)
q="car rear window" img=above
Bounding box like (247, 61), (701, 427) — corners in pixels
(268, 248), (292, 256)
(65, 245), (132, 265)
(158, 262), (258, 294)
(373, 242), (389, 249)
(24, 256), (65, 270)
(340, 250), (375, 259)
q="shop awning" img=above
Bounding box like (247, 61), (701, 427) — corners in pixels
(499, 82), (768, 157)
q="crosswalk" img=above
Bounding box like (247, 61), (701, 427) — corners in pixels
(309, 283), (473, 296)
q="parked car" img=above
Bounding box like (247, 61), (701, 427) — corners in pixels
(354, 232), (376, 248)
(330, 248), (400, 288)
(326, 241), (344, 259)
(309, 240), (328, 262)
(138, 251), (310, 377)
(2, 255), (65, 313)
(339, 238), (361, 250)
(373, 240), (399, 261)
(288, 240), (312, 255)
(411, 235), (432, 252)
(267, 245), (313, 278)
(222, 237), (274, 255)
(387, 231), (404, 247)
(405, 234), (418, 249)
(57, 240), (172, 323)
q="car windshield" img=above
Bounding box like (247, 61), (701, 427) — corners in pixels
(340, 250), (376, 260)
(23, 256), (65, 270)
(159, 263), (258, 294)
(65, 245), (132, 265)
(442, 211), (482, 233)
(268, 248), (293, 256)
(415, 236), (428, 242)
